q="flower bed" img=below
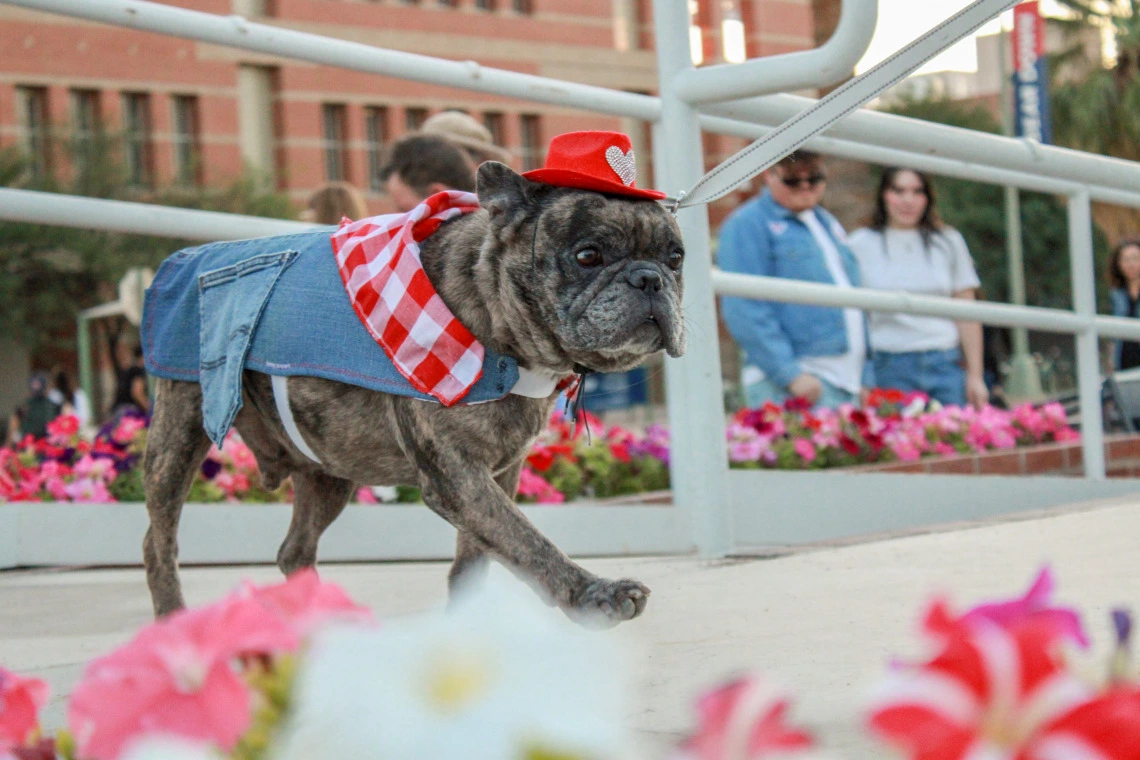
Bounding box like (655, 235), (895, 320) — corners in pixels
(1, 567), (1138, 760)
(0, 394), (1081, 505)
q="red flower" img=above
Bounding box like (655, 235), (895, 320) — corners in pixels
(527, 447), (556, 473)
(784, 397), (812, 413)
(868, 605), (1092, 760)
(0, 666), (49, 752)
(839, 435), (861, 456)
(850, 409), (870, 428)
(46, 414), (79, 442)
(681, 675), (814, 760)
(609, 442), (631, 463)
(1036, 686), (1140, 760)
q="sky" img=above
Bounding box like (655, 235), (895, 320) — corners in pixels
(853, 0), (1065, 74)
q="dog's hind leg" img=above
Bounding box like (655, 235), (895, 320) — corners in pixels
(276, 469), (355, 576)
(447, 461), (520, 599)
(143, 379), (212, 617)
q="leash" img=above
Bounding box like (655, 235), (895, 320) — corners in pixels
(663, 0), (1020, 211)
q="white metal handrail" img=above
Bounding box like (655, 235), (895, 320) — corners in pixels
(7, 0), (1140, 201)
(0, 188), (316, 240)
(673, 0), (879, 104)
(708, 94), (1140, 197)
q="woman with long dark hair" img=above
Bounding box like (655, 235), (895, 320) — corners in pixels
(848, 168), (988, 408)
(1107, 237), (1140, 371)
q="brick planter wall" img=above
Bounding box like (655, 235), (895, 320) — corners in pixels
(841, 434), (1140, 477)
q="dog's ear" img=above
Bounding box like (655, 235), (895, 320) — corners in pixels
(477, 162), (544, 221)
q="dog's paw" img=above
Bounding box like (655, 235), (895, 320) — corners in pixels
(571, 577), (650, 628)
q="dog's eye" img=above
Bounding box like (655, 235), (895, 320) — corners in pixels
(667, 250), (684, 271)
(575, 248), (603, 268)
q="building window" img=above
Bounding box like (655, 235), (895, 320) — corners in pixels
(321, 103), (349, 182)
(513, 0), (532, 13)
(122, 92), (153, 187)
(483, 112), (504, 148)
(171, 95), (202, 186)
(519, 113), (541, 171)
(16, 86), (51, 182)
(70, 89), (101, 170)
(364, 106), (388, 192)
(405, 107), (428, 132)
(475, 0), (497, 8)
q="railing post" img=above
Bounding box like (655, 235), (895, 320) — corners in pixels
(652, 0), (732, 557)
(1068, 189), (1105, 479)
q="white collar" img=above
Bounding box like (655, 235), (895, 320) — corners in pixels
(510, 366), (564, 398)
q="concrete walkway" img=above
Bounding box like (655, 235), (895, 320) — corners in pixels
(3, 495), (1140, 759)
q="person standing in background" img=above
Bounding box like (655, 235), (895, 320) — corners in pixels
(1107, 237), (1140, 371)
(301, 181), (368, 225)
(848, 168), (987, 409)
(719, 151), (872, 409)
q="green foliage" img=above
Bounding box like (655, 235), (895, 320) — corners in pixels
(1050, 0), (1140, 161)
(0, 132), (297, 357)
(882, 96), (1111, 310)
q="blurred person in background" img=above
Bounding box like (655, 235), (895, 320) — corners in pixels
(112, 345), (150, 417)
(379, 134), (477, 213)
(848, 168), (987, 409)
(1107, 237), (1140, 371)
(301, 181), (368, 225)
(420, 110), (513, 167)
(7, 372), (60, 445)
(48, 368), (91, 429)
(719, 151), (872, 409)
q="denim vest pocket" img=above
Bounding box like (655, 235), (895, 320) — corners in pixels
(198, 249), (299, 445)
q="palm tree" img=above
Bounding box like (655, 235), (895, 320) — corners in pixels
(1050, 0), (1140, 161)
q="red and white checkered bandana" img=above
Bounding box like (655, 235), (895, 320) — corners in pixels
(330, 191), (483, 406)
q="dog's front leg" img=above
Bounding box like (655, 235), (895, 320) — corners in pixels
(400, 422), (648, 626)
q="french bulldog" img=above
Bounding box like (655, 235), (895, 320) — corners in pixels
(142, 161), (686, 626)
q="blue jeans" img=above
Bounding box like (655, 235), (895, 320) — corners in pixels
(743, 374), (857, 410)
(873, 348), (965, 407)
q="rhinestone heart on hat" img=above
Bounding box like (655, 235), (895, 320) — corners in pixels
(605, 145), (637, 187)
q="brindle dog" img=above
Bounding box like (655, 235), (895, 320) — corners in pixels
(143, 162), (686, 627)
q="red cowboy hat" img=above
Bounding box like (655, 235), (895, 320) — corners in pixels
(522, 131), (666, 201)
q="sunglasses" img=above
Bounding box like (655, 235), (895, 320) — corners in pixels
(778, 173), (826, 189)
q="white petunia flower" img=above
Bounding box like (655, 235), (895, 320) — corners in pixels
(274, 572), (630, 760)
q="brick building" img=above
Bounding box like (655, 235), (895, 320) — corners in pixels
(0, 0), (818, 419)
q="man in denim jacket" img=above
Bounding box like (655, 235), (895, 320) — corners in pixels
(718, 151), (873, 409)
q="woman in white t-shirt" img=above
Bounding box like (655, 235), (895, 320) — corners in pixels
(849, 168), (988, 409)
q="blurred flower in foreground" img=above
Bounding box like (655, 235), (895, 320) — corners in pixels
(866, 567), (1140, 760)
(273, 574), (628, 760)
(0, 666), (49, 755)
(677, 674), (816, 760)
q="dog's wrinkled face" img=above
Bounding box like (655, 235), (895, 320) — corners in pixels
(478, 162), (686, 375)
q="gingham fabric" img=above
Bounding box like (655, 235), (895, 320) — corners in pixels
(330, 191), (484, 406)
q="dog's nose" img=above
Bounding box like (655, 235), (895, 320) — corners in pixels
(627, 267), (662, 293)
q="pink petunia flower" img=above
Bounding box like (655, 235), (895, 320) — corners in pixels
(680, 675), (814, 760)
(45, 414), (79, 444)
(242, 569), (372, 640)
(0, 666), (49, 752)
(68, 591), (297, 760)
(952, 567), (1088, 649)
(793, 439), (816, 464)
(63, 478), (114, 504)
(111, 416), (148, 446)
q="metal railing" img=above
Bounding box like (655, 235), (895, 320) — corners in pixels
(4, 0), (1140, 557)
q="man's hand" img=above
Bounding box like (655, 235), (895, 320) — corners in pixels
(787, 373), (822, 404)
(966, 375), (989, 410)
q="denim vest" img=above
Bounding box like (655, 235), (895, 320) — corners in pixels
(717, 190), (873, 389)
(142, 229), (521, 445)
